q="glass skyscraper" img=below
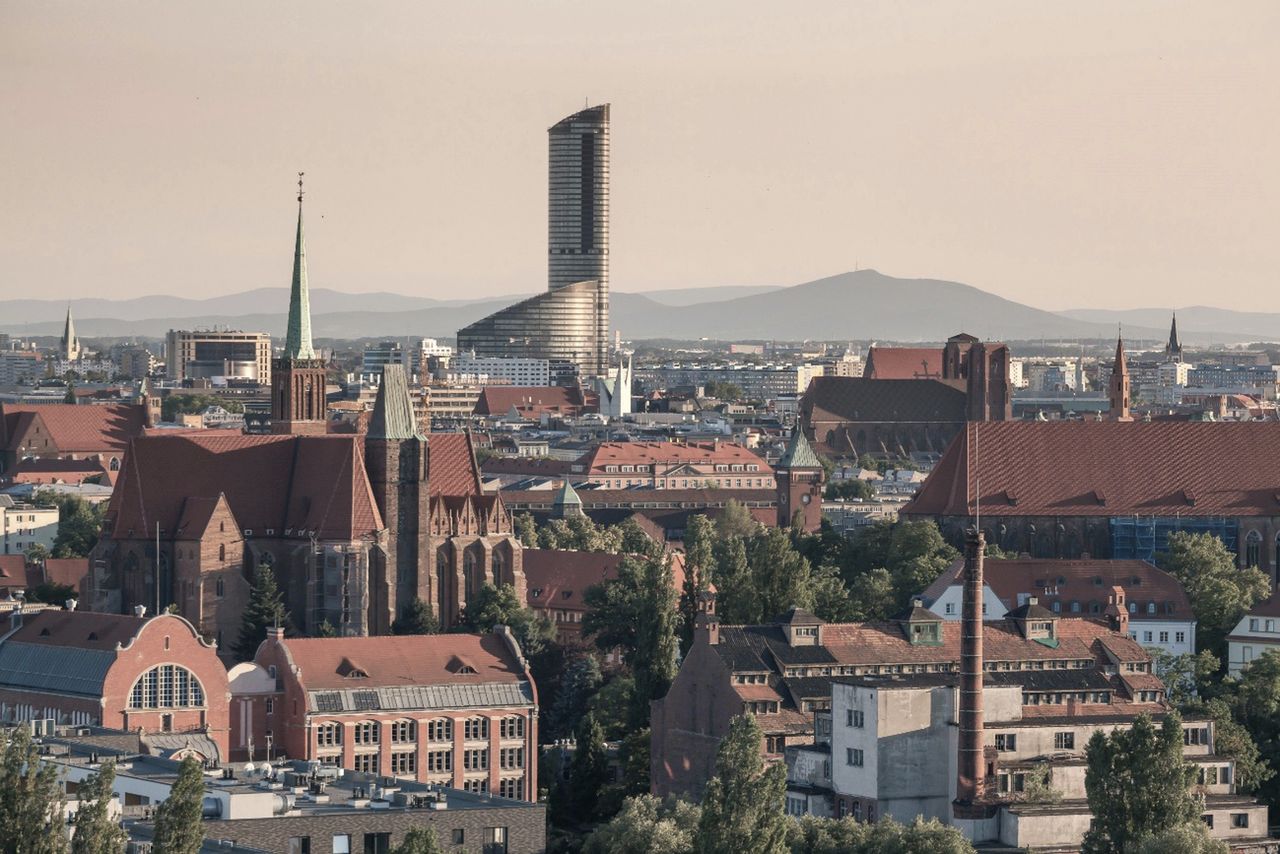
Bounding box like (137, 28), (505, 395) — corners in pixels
(458, 104), (611, 379)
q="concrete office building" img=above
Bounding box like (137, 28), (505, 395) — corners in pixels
(166, 329), (272, 383)
(458, 104), (611, 379)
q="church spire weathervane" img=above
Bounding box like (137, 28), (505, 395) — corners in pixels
(284, 172), (317, 361)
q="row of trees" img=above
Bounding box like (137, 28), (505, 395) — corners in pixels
(0, 727), (204, 854)
(583, 714), (975, 854)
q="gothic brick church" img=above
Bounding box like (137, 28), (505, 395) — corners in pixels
(90, 187), (523, 649)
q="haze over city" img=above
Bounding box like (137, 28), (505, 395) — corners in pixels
(3, 1), (1276, 310)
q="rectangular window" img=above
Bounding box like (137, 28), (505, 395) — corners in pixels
(463, 778), (489, 794)
(288, 838), (311, 854)
(499, 716), (525, 739)
(500, 747), (525, 769)
(427, 719), (453, 742)
(353, 722), (380, 744)
(332, 836), (350, 854)
(1198, 766), (1219, 785)
(391, 752), (416, 776)
(1054, 732), (1075, 750)
(846, 748), (863, 767)
(1176, 632), (1186, 644)
(464, 718), (489, 740)
(1159, 632), (1169, 643)
(353, 753), (379, 774)
(363, 834), (390, 854)
(464, 748), (489, 771)
(498, 777), (523, 799)
(391, 720), (416, 743)
(452, 830), (465, 845)
(484, 827), (507, 852)
(995, 734), (1017, 752)
(1143, 631), (1153, 642)
(1232, 813), (1249, 828)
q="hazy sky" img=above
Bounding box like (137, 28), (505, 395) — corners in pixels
(2, 1), (1276, 310)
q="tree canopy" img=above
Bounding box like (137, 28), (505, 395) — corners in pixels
(0, 726), (67, 854)
(71, 761), (127, 854)
(388, 827), (445, 854)
(234, 561), (292, 661)
(1161, 532), (1268, 658)
(1082, 713), (1199, 854)
(456, 582), (555, 658)
(152, 756), (205, 854)
(694, 715), (790, 854)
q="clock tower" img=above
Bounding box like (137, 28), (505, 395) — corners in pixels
(271, 174), (328, 435)
(776, 428), (825, 532)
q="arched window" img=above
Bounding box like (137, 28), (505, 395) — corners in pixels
(316, 722), (342, 748)
(427, 718), (453, 742)
(109, 457), (120, 472)
(463, 716), (489, 741)
(215, 577), (225, 598)
(1246, 531), (1262, 568)
(464, 550), (479, 599)
(218, 544), (226, 561)
(492, 549), (506, 589)
(129, 664), (206, 709)
(1147, 602), (1156, 615)
(499, 715), (525, 740)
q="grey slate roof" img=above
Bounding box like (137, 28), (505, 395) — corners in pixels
(307, 681), (534, 714)
(0, 641), (115, 696)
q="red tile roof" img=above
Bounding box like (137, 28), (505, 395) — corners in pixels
(904, 421), (1280, 518)
(108, 433), (384, 541)
(12, 609), (148, 651)
(278, 633), (525, 692)
(864, 347), (945, 380)
(0, 403), (147, 454)
(0, 555), (27, 588)
(40, 558), (89, 592)
(921, 558), (1191, 622)
(578, 441), (771, 474)
(473, 386), (592, 418)
(427, 432), (482, 498)
(4, 458), (108, 485)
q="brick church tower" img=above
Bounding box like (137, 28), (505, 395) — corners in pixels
(271, 175), (328, 435)
(364, 364), (430, 634)
(776, 428), (825, 532)
(1108, 333), (1132, 422)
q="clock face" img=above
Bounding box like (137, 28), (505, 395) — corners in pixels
(801, 493), (812, 505)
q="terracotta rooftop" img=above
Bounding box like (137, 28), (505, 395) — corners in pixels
(802, 376), (968, 426)
(921, 557), (1191, 621)
(863, 347), (946, 380)
(40, 558), (89, 592)
(0, 403), (147, 454)
(10, 609), (148, 651)
(578, 440), (771, 473)
(108, 433), (384, 541)
(427, 432), (483, 498)
(277, 633), (526, 692)
(904, 421), (1280, 518)
(523, 549), (686, 612)
(473, 386), (592, 418)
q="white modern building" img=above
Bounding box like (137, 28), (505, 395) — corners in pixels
(451, 355), (551, 387)
(0, 496), (58, 556)
(1226, 597), (1280, 676)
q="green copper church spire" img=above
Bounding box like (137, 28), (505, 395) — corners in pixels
(284, 172), (316, 360)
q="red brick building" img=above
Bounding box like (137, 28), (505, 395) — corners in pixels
(0, 609), (230, 759)
(238, 627), (538, 800)
(0, 402), (151, 483)
(90, 375), (523, 645)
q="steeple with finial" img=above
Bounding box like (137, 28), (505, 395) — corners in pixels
(1108, 328), (1132, 422)
(60, 304), (80, 362)
(1165, 312), (1182, 362)
(270, 173), (328, 434)
(284, 173), (316, 360)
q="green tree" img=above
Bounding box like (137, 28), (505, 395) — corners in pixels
(545, 653), (603, 740)
(679, 516), (718, 653)
(71, 761), (127, 854)
(27, 581), (77, 606)
(694, 715), (789, 854)
(1081, 713), (1199, 854)
(314, 620), (338, 638)
(1150, 649), (1221, 707)
(161, 393), (244, 423)
(34, 491), (107, 559)
(1161, 532), (1269, 658)
(234, 561), (291, 661)
(1185, 698), (1269, 794)
(715, 499), (758, 540)
(1225, 650), (1280, 803)
(743, 527), (814, 623)
(824, 479), (875, 501)
(23, 543), (51, 564)
(711, 537), (753, 624)
(807, 565), (856, 623)
(1130, 822), (1228, 854)
(582, 795), (701, 854)
(0, 726), (68, 854)
(152, 756), (204, 854)
(847, 567), (897, 621)
(885, 521), (960, 609)
(703, 381), (744, 400)
(391, 598), (439, 635)
(457, 583), (555, 658)
(389, 827), (445, 854)
(569, 713), (611, 821)
(582, 555), (680, 729)
(513, 512), (539, 548)
(787, 815), (975, 854)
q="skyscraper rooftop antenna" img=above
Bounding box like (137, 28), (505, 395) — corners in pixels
(297, 171), (305, 204)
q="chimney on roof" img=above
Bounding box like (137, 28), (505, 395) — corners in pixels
(266, 624), (286, 643)
(1105, 586), (1129, 636)
(956, 528), (985, 807)
(134, 605), (147, 619)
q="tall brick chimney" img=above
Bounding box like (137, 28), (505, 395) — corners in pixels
(957, 528), (985, 805)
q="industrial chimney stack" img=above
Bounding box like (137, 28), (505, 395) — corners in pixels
(956, 528), (985, 806)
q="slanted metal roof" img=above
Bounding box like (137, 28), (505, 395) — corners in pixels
(0, 641), (115, 696)
(307, 681), (534, 714)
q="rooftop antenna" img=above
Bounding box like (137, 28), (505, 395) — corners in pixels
(297, 171), (305, 204)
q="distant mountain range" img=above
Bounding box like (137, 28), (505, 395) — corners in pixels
(0, 271), (1261, 344)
